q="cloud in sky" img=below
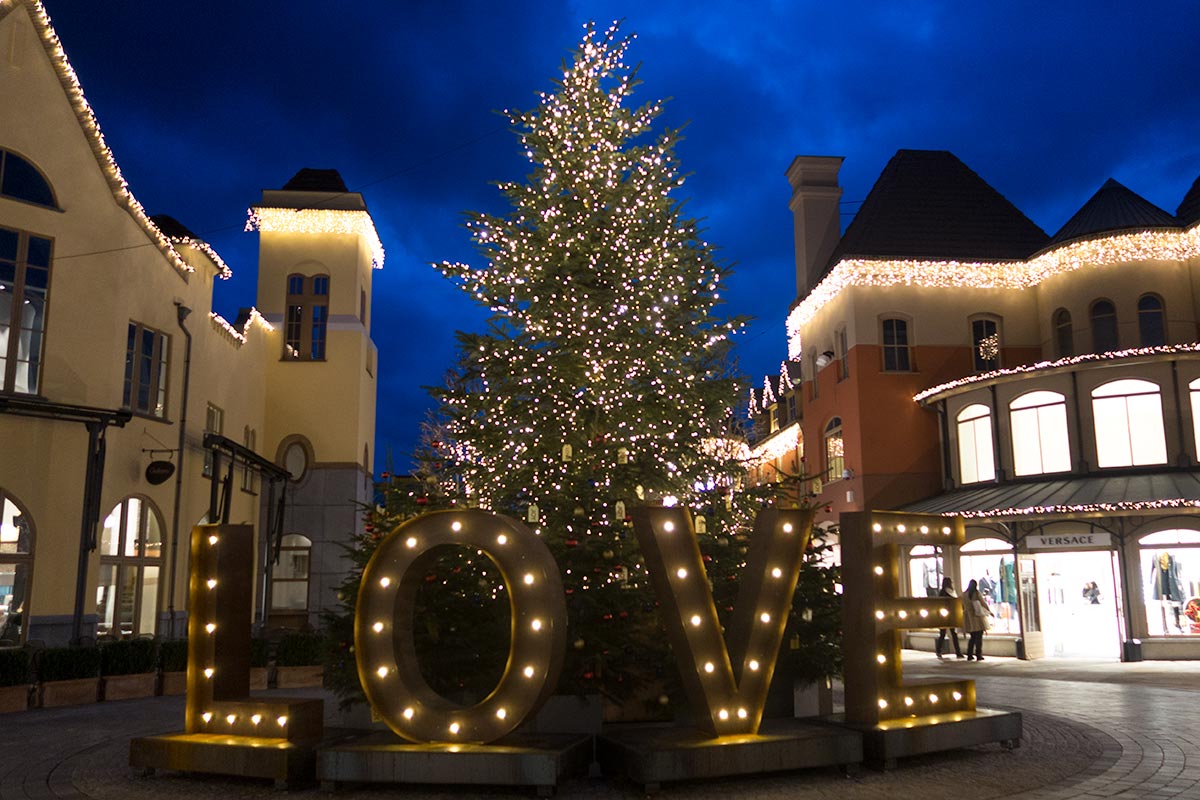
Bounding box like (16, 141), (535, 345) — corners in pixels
(40, 0), (1200, 467)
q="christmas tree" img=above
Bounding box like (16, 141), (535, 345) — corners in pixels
(325, 22), (841, 717)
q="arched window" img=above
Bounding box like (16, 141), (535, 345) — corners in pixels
(97, 497), (163, 637)
(1090, 299), (1119, 353)
(881, 316), (912, 371)
(271, 534), (311, 615)
(1009, 391), (1071, 476)
(1053, 308), (1073, 358)
(1138, 529), (1200, 636)
(824, 417), (844, 482)
(1138, 294), (1166, 348)
(1092, 379), (1167, 467)
(956, 403), (996, 483)
(971, 315), (1002, 372)
(284, 273), (330, 360)
(0, 149), (56, 208)
(0, 491), (34, 645)
(958, 538), (1018, 634)
(1190, 378), (1200, 462)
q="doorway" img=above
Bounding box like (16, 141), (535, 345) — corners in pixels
(1032, 550), (1121, 658)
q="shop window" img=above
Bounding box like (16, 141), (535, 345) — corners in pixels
(1090, 299), (1119, 353)
(0, 491), (33, 645)
(271, 534), (311, 612)
(97, 497), (163, 637)
(970, 315), (1002, 372)
(907, 545), (943, 597)
(956, 403), (996, 484)
(1189, 378), (1200, 461)
(284, 273), (330, 360)
(1009, 390), (1071, 476)
(0, 149), (56, 208)
(1138, 294), (1166, 348)
(824, 417), (844, 482)
(1139, 530), (1200, 636)
(0, 225), (52, 394)
(1053, 308), (1073, 358)
(1091, 378), (1167, 467)
(122, 322), (169, 418)
(881, 316), (912, 372)
(959, 538), (1018, 635)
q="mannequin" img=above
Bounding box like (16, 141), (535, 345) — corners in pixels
(1150, 551), (1185, 632)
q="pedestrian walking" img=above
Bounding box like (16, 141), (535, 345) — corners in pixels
(962, 578), (992, 661)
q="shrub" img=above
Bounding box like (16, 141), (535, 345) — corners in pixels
(274, 632), (325, 666)
(250, 637), (269, 668)
(100, 638), (158, 676)
(0, 648), (31, 687)
(36, 646), (100, 682)
(159, 639), (188, 673)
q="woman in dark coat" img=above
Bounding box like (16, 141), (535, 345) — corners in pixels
(935, 577), (964, 659)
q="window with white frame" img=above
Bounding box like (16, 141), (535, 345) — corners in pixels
(1009, 390), (1071, 476)
(96, 497), (162, 637)
(0, 226), (52, 394)
(959, 538), (1019, 634)
(1092, 378), (1167, 467)
(1190, 378), (1200, 461)
(956, 403), (996, 483)
(271, 534), (311, 612)
(971, 316), (1001, 372)
(881, 317), (912, 372)
(1138, 529), (1200, 637)
(824, 417), (844, 482)
(122, 322), (169, 418)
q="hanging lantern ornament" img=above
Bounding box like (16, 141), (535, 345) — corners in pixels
(562, 444), (573, 462)
(617, 447), (629, 465)
(527, 502), (539, 523)
(695, 516), (707, 535)
(614, 500), (626, 521)
(635, 484), (645, 500)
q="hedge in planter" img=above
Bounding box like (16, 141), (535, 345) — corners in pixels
(0, 648), (31, 713)
(274, 631), (325, 688)
(101, 638), (159, 701)
(37, 646), (100, 707)
(158, 639), (188, 696)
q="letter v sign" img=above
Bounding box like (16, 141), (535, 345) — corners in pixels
(631, 506), (815, 736)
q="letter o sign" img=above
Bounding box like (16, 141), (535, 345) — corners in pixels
(355, 509), (567, 743)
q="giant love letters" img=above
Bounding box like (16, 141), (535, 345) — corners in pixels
(354, 506), (815, 744)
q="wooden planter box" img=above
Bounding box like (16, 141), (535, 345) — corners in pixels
(250, 667), (269, 690)
(160, 671), (187, 696)
(274, 665), (323, 688)
(102, 672), (157, 701)
(38, 677), (99, 708)
(0, 684), (30, 713)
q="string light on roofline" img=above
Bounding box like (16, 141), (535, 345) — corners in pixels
(168, 236), (233, 279)
(246, 207), (386, 269)
(787, 227), (1200, 358)
(27, 0), (193, 277)
(946, 497), (1200, 520)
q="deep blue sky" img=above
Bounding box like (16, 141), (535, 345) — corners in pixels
(42, 2), (1200, 471)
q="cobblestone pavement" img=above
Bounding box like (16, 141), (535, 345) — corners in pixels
(2, 653), (1198, 799)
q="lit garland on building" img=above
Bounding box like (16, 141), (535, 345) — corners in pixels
(24, 0), (192, 277)
(208, 308), (275, 345)
(245, 207), (386, 269)
(913, 342), (1200, 404)
(948, 497), (1200, 520)
(168, 236), (233, 279)
(748, 421), (800, 465)
(787, 227), (1200, 358)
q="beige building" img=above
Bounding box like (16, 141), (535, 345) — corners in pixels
(0, 0), (380, 646)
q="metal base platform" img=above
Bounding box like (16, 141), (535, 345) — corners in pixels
(828, 707), (1022, 769)
(596, 719), (863, 792)
(130, 733), (317, 788)
(317, 731), (594, 796)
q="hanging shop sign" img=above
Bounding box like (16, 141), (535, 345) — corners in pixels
(1026, 532), (1112, 550)
(145, 460), (175, 485)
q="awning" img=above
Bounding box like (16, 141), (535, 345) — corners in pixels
(901, 472), (1200, 522)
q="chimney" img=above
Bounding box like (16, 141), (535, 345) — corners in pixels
(786, 156), (843, 297)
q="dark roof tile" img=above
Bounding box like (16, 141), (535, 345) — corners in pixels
(150, 214), (198, 240)
(825, 150), (1048, 275)
(1177, 175), (1200, 227)
(1048, 178), (1178, 246)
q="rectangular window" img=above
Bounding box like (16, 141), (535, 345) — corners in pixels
(787, 393), (797, 423)
(311, 304), (328, 359)
(285, 305), (303, 358)
(202, 403), (224, 477)
(0, 226), (52, 394)
(882, 318), (912, 371)
(122, 322), (169, 418)
(837, 327), (849, 381)
(284, 273), (330, 361)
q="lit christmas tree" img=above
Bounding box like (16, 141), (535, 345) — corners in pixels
(326, 22), (841, 717)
